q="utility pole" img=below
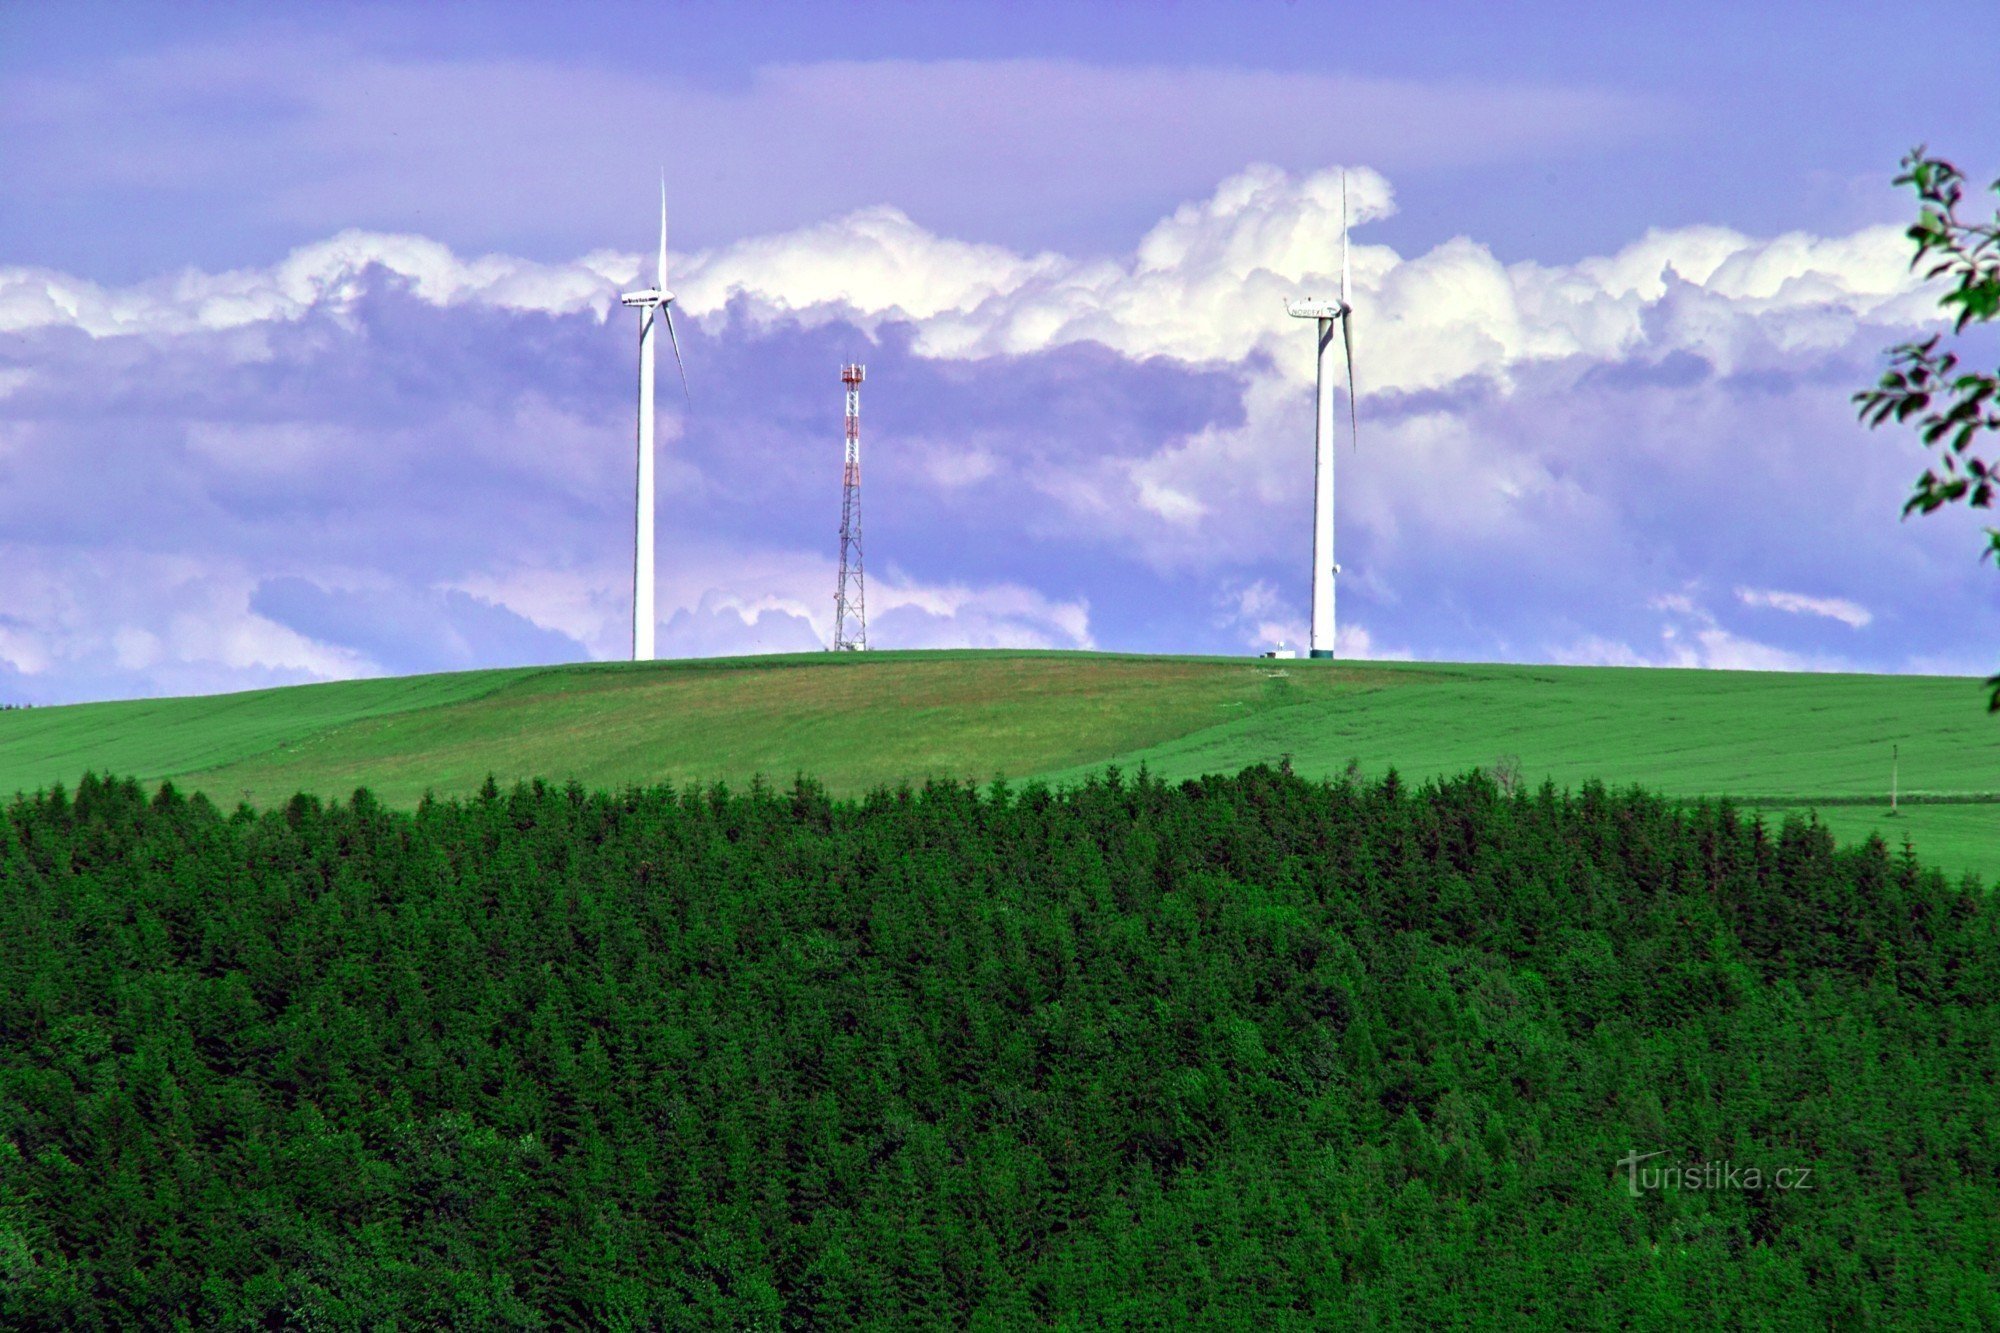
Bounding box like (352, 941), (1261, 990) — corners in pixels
(833, 363), (868, 651)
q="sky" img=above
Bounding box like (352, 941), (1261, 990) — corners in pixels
(1, 0), (1997, 704)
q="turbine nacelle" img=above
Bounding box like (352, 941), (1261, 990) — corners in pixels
(621, 288), (672, 308)
(1285, 298), (1350, 321)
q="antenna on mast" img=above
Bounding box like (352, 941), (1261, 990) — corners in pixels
(832, 364), (868, 652)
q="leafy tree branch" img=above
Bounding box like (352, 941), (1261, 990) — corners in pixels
(1856, 147), (2000, 706)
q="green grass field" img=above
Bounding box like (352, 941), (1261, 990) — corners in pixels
(2, 650), (1993, 883)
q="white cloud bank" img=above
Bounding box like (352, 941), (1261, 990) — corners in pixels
(2, 162), (1931, 375)
(0, 163), (1979, 701)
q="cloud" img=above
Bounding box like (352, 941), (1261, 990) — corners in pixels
(0, 162), (1988, 705)
(463, 541), (1096, 663)
(872, 579), (1094, 651)
(658, 593), (825, 660)
(0, 233), (627, 336)
(249, 577), (587, 675)
(1557, 588), (1868, 674)
(679, 207), (1064, 328)
(5, 161), (1929, 393)
(1736, 586), (1873, 629)
(0, 549), (370, 704)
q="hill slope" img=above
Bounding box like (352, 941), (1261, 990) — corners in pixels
(1, 650), (1993, 880)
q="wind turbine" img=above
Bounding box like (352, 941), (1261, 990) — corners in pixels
(1284, 171), (1359, 659)
(619, 181), (691, 662)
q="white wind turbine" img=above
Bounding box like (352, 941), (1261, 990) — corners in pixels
(619, 182), (691, 661)
(1284, 171), (1360, 659)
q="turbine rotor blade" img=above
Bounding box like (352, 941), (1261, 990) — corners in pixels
(1340, 170), (1350, 309)
(663, 305), (692, 410)
(1341, 309), (1357, 451)
(658, 178), (669, 291)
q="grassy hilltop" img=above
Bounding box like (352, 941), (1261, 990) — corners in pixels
(1, 649), (1993, 882)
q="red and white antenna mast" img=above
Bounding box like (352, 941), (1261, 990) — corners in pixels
(833, 363), (868, 651)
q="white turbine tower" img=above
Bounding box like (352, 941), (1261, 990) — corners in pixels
(619, 182), (691, 662)
(1284, 172), (1359, 659)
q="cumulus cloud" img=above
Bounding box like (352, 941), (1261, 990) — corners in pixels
(4, 161), (1929, 387)
(0, 162), (1985, 704)
(0, 233), (627, 337)
(678, 208), (1063, 328)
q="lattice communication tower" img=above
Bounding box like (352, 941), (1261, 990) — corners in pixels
(832, 363), (868, 651)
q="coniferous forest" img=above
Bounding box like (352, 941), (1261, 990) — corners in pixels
(1, 767), (1996, 1328)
